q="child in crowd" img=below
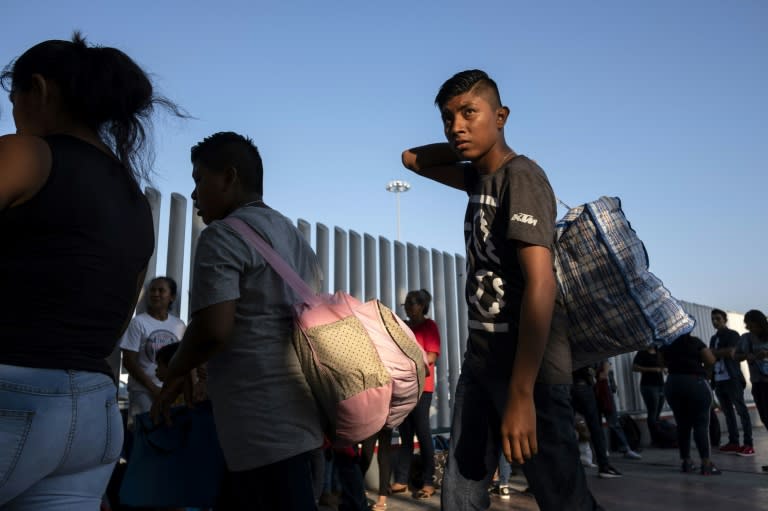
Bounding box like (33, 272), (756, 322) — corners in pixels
(155, 343), (194, 406)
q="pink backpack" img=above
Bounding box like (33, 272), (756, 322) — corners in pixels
(224, 217), (427, 445)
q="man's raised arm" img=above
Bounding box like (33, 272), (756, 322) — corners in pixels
(402, 143), (466, 191)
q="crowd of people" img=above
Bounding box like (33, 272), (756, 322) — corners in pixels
(1, 33), (766, 511)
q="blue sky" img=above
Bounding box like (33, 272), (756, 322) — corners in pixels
(2, 1), (765, 314)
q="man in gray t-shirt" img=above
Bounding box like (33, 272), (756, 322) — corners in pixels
(153, 132), (323, 510)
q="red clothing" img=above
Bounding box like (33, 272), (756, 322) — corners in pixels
(410, 318), (441, 392)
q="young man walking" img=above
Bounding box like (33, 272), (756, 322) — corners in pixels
(402, 69), (601, 511)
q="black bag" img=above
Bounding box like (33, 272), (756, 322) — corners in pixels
(610, 414), (642, 452)
(432, 435), (449, 489)
(651, 419), (678, 448)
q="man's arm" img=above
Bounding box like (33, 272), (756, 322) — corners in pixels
(166, 300), (236, 380)
(402, 143), (466, 191)
(500, 243), (556, 465)
(152, 300), (236, 424)
(632, 363), (663, 374)
(712, 329), (740, 359)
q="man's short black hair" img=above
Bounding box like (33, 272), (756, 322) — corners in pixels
(190, 132), (264, 195)
(711, 308), (728, 321)
(435, 69), (502, 110)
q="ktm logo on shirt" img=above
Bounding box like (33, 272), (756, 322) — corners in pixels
(510, 213), (538, 226)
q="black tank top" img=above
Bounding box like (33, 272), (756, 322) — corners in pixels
(0, 135), (154, 376)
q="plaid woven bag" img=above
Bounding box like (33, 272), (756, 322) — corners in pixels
(554, 196), (694, 368)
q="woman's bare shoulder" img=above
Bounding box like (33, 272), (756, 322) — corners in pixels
(0, 134), (52, 209)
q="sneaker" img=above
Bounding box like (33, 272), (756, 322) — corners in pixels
(598, 464), (623, 479)
(701, 463), (722, 476)
(681, 460), (697, 473)
(736, 445), (756, 457)
(623, 449), (642, 460)
(719, 443), (740, 454)
(498, 485), (511, 500)
(581, 458), (597, 468)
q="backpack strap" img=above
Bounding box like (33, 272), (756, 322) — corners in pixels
(223, 216), (320, 306)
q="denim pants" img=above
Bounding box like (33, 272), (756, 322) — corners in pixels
(216, 450), (317, 510)
(441, 367), (600, 511)
(571, 382), (609, 468)
(665, 374), (713, 461)
(752, 381), (768, 433)
(714, 378), (752, 445)
(600, 393), (631, 452)
(0, 364), (122, 511)
(393, 391), (434, 487)
(640, 385), (665, 433)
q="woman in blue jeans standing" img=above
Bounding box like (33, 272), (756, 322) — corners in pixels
(0, 33), (181, 509)
(660, 334), (720, 475)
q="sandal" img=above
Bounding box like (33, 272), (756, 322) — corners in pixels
(389, 483), (408, 493)
(370, 503), (387, 510)
(414, 486), (436, 499)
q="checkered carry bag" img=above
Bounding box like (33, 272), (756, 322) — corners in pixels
(554, 196), (694, 369)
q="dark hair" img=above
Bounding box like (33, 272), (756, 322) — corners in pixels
(744, 309), (768, 335)
(406, 289), (432, 315)
(155, 342), (180, 365)
(150, 276), (177, 311)
(711, 308), (727, 321)
(1, 31), (185, 186)
(435, 69), (502, 110)
(190, 132), (264, 195)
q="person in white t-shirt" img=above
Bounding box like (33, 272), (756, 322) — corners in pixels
(120, 276), (186, 418)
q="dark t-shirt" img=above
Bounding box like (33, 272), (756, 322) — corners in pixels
(660, 336), (707, 377)
(632, 350), (664, 386)
(709, 327), (744, 384)
(462, 156), (570, 383)
(0, 135), (154, 377)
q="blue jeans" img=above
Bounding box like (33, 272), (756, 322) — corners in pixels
(640, 385), (665, 434)
(393, 391), (434, 487)
(216, 450), (318, 510)
(665, 374), (713, 461)
(497, 451), (512, 484)
(602, 398), (631, 452)
(571, 382), (609, 468)
(714, 378), (752, 445)
(0, 364), (122, 510)
(441, 367), (600, 511)
(334, 449), (368, 511)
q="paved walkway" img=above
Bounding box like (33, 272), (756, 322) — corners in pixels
(325, 410), (768, 511)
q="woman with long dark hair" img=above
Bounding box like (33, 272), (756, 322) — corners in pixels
(0, 33), (182, 509)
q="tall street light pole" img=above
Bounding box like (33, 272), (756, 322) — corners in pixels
(385, 179), (411, 242)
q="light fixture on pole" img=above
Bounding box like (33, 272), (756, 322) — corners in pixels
(385, 179), (411, 241)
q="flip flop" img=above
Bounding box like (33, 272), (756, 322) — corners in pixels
(414, 486), (436, 499)
(389, 483), (408, 493)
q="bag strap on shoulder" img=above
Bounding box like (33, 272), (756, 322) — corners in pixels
(223, 216), (319, 305)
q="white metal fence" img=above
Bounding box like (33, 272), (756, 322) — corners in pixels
(111, 189), (754, 429)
